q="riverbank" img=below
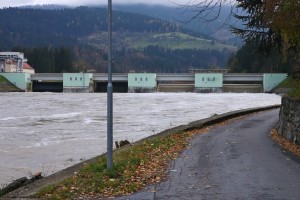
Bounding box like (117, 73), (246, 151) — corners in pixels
(0, 75), (22, 92)
(0, 93), (281, 186)
(118, 109), (300, 200)
(274, 75), (300, 98)
(2, 105), (280, 199)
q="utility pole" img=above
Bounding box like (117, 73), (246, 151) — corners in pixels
(107, 0), (113, 169)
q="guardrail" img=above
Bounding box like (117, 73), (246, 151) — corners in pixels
(30, 73), (265, 82)
(31, 73), (63, 81)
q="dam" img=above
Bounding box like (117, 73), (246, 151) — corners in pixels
(0, 72), (287, 93)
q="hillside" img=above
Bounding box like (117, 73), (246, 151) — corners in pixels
(0, 75), (23, 92)
(0, 6), (198, 49)
(0, 6), (237, 73)
(81, 32), (237, 51)
(114, 4), (243, 46)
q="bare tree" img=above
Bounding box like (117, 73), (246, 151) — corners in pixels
(171, 0), (237, 24)
(175, 0), (281, 50)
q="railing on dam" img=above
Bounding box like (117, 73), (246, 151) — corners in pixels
(31, 73), (63, 81)
(223, 73), (263, 82)
(30, 73), (264, 83)
(26, 72), (287, 93)
(157, 74), (194, 82)
(93, 73), (128, 82)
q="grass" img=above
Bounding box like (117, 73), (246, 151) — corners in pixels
(0, 75), (23, 92)
(0, 75), (8, 83)
(277, 77), (300, 88)
(126, 32), (237, 51)
(82, 32), (237, 52)
(288, 87), (300, 98)
(35, 131), (198, 199)
(34, 114), (250, 199)
(30, 114), (253, 199)
(286, 76), (300, 98)
(277, 76), (300, 98)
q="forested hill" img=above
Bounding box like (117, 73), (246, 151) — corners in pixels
(0, 6), (201, 49)
(114, 4), (243, 45)
(0, 6), (236, 73)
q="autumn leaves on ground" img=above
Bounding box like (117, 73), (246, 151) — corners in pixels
(36, 127), (208, 199)
(36, 114), (300, 199)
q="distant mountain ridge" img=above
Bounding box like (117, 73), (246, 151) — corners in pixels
(0, 6), (195, 49)
(0, 5), (237, 73)
(15, 3), (242, 44)
(113, 4), (243, 45)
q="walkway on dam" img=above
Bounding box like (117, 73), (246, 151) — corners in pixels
(118, 109), (300, 200)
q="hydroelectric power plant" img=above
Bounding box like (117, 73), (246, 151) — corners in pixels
(0, 72), (287, 93)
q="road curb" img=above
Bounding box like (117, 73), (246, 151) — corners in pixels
(1, 105), (281, 199)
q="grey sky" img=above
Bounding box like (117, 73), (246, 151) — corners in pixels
(0, 0), (186, 8)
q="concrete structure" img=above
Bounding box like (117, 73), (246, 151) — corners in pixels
(128, 73), (156, 92)
(263, 73), (288, 92)
(156, 74), (194, 92)
(223, 84), (263, 93)
(0, 52), (28, 73)
(195, 73), (223, 92)
(0, 72), (288, 93)
(278, 97), (300, 143)
(189, 68), (230, 73)
(31, 73), (63, 92)
(0, 73), (31, 91)
(93, 73), (128, 93)
(31, 73), (63, 81)
(63, 73), (93, 93)
(223, 73), (263, 82)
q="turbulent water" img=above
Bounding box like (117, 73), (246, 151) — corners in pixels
(0, 93), (281, 185)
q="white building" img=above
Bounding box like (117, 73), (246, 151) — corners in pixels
(0, 52), (34, 73)
(22, 63), (35, 74)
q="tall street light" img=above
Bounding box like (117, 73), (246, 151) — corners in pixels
(107, 0), (113, 169)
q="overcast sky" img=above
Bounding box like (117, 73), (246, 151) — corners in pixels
(0, 0), (188, 8)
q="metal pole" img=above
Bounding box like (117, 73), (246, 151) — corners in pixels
(107, 0), (113, 169)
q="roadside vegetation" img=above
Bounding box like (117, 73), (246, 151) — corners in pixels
(287, 74), (300, 98)
(271, 129), (300, 159)
(36, 129), (208, 199)
(2, 111), (298, 199)
(0, 75), (22, 92)
(0, 75), (8, 82)
(35, 115), (248, 199)
(277, 74), (300, 98)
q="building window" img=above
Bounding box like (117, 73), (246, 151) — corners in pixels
(146, 77), (148, 81)
(75, 77), (77, 81)
(140, 77), (142, 81)
(135, 77), (137, 81)
(80, 77), (82, 81)
(202, 77), (204, 81)
(70, 77), (72, 81)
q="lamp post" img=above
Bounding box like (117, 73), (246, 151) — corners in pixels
(107, 0), (113, 169)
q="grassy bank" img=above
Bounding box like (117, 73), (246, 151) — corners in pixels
(0, 75), (8, 82)
(35, 113), (251, 199)
(0, 75), (23, 92)
(2, 108), (278, 199)
(277, 76), (300, 98)
(36, 129), (207, 199)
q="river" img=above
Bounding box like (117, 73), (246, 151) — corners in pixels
(0, 93), (281, 186)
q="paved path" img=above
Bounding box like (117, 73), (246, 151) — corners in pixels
(118, 109), (300, 200)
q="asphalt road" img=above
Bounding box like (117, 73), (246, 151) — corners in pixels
(119, 109), (300, 200)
